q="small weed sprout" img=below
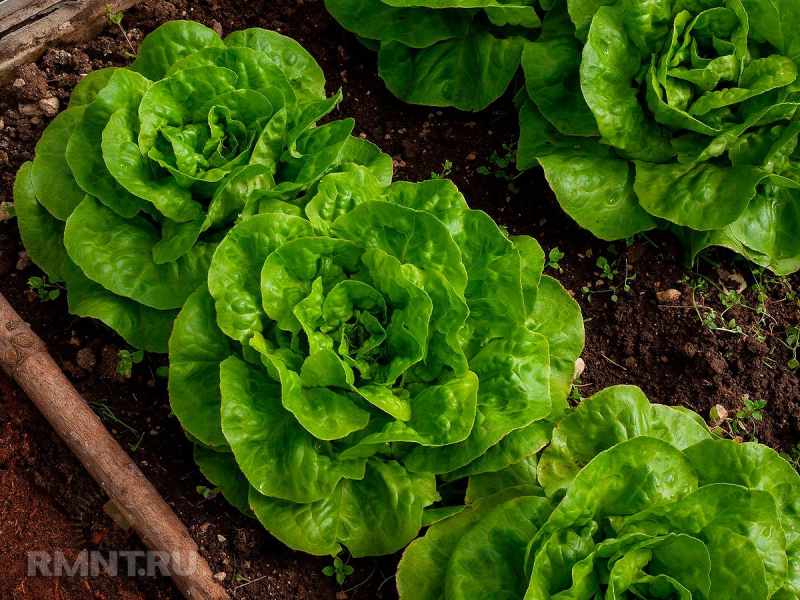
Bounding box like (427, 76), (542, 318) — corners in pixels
(106, 4), (137, 57)
(28, 276), (64, 302)
(88, 400), (144, 451)
(781, 443), (800, 473)
(678, 264), (797, 367)
(547, 248), (565, 273)
(711, 398), (766, 442)
(430, 160), (453, 180)
(116, 349), (144, 377)
(733, 397), (766, 438)
(679, 274), (746, 336)
(323, 553), (354, 585)
(597, 256), (617, 282)
(88, 401), (137, 436)
(476, 143), (519, 201)
(128, 432), (145, 452)
(582, 256), (635, 303)
(709, 398), (766, 442)
(785, 327), (799, 372)
(568, 377), (585, 404)
(197, 485), (221, 500)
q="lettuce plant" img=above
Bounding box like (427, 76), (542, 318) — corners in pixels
(519, 0), (800, 274)
(324, 0), (547, 111)
(14, 20), (389, 352)
(169, 166), (584, 556)
(397, 385), (800, 599)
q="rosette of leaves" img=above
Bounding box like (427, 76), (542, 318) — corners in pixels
(14, 20), (390, 352)
(169, 166), (584, 556)
(324, 0), (549, 111)
(518, 0), (800, 274)
(397, 385), (800, 599)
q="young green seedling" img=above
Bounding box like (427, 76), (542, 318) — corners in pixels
(106, 4), (136, 57)
(781, 443), (800, 474)
(547, 247), (564, 273)
(679, 273), (749, 337)
(323, 554), (354, 585)
(710, 398), (766, 442)
(116, 349), (144, 377)
(431, 160), (453, 180)
(27, 276), (63, 302)
(785, 327), (799, 372)
(88, 400), (137, 436)
(582, 256), (635, 303)
(197, 485), (221, 500)
(476, 143), (519, 201)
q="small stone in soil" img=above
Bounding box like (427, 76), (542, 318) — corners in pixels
(18, 103), (41, 117)
(16, 251), (31, 270)
(574, 357), (586, 378)
(656, 289), (681, 303)
(39, 97), (60, 117)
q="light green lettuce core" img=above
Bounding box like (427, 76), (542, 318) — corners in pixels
(397, 385), (800, 599)
(15, 20), (390, 351)
(169, 167), (584, 556)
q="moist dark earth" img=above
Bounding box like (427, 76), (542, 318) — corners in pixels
(0, 0), (798, 598)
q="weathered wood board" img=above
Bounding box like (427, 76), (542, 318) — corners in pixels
(0, 0), (142, 80)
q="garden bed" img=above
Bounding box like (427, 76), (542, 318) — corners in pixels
(0, 0), (798, 598)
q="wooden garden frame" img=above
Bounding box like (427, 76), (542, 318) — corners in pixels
(0, 0), (142, 80)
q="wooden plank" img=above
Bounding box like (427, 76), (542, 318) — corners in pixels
(0, 0), (64, 36)
(0, 0), (143, 81)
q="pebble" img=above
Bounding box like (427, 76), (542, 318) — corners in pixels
(655, 289), (681, 303)
(213, 572), (227, 582)
(16, 251), (32, 270)
(711, 404), (728, 423)
(217, 535), (226, 543)
(18, 103), (41, 117)
(574, 357), (586, 379)
(12, 78), (25, 88)
(39, 97), (60, 117)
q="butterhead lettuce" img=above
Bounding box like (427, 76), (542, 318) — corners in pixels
(398, 385), (800, 599)
(169, 166), (584, 556)
(14, 21), (390, 351)
(519, 0), (800, 274)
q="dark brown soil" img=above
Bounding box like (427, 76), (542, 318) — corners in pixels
(0, 0), (798, 598)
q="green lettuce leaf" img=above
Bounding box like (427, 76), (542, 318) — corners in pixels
(170, 168), (583, 556)
(398, 385), (800, 598)
(15, 20), (388, 350)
